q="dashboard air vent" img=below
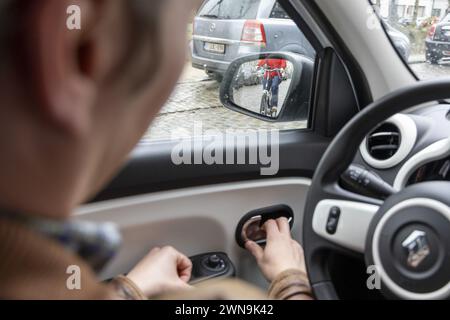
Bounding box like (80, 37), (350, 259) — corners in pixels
(367, 123), (401, 161)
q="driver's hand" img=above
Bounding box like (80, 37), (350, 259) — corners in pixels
(126, 246), (193, 297)
(245, 218), (307, 282)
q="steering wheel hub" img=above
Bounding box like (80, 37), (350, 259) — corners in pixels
(366, 182), (450, 300)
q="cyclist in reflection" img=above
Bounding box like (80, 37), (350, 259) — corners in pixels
(257, 58), (287, 117)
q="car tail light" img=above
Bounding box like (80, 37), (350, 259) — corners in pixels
(428, 24), (436, 40)
(241, 20), (267, 46)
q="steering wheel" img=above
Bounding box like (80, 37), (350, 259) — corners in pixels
(303, 80), (450, 300)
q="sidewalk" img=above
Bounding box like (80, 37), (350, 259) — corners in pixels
(143, 63), (308, 142)
(409, 53), (426, 64)
(178, 62), (210, 84)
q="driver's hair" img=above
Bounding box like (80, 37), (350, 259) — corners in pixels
(0, 0), (162, 75)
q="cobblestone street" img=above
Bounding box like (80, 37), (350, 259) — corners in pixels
(143, 64), (307, 142)
(142, 58), (449, 142)
(232, 80), (292, 115)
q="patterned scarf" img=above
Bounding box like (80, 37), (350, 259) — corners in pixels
(0, 210), (122, 273)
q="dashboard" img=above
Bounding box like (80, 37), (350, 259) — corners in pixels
(348, 104), (450, 197)
(407, 156), (450, 186)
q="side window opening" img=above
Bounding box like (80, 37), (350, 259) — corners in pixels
(371, 0), (450, 81)
(144, 0), (316, 143)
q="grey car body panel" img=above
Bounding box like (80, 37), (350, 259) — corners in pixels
(425, 15), (450, 62)
(192, 0), (315, 74)
(192, 0), (408, 74)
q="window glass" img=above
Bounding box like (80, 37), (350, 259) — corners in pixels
(144, 1), (316, 142)
(270, 2), (291, 19)
(371, 0), (450, 80)
(198, 0), (260, 20)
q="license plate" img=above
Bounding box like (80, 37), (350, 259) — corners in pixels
(204, 42), (225, 54)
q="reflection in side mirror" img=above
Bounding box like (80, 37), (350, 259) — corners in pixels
(220, 52), (314, 123)
(231, 59), (293, 119)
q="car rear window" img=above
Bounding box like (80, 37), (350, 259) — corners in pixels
(270, 2), (290, 19)
(198, 0), (260, 20)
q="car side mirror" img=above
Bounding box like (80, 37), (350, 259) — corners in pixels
(220, 52), (314, 122)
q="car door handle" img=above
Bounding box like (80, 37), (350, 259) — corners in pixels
(235, 204), (294, 248)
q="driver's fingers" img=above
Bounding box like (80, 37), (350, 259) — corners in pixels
(175, 280), (194, 291)
(263, 219), (279, 241)
(245, 240), (264, 261)
(176, 253), (193, 283)
(276, 217), (290, 235)
(293, 240), (304, 254)
(149, 247), (161, 255)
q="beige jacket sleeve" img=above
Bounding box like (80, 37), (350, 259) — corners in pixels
(148, 270), (314, 300)
(268, 269), (313, 300)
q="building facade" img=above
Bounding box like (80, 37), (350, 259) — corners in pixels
(377, 0), (449, 20)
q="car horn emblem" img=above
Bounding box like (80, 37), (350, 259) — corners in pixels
(402, 230), (430, 268)
(209, 23), (216, 32)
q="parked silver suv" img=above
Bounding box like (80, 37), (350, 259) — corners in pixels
(191, 0), (315, 81)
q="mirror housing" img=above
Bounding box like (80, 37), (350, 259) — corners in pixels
(220, 52), (314, 122)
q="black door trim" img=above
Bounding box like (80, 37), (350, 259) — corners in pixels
(91, 131), (330, 202)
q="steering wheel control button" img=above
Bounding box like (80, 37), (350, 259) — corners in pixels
(326, 219), (338, 235)
(312, 200), (379, 253)
(329, 206), (341, 219)
(326, 207), (340, 235)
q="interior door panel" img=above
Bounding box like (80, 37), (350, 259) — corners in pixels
(74, 7), (362, 292)
(76, 178), (310, 288)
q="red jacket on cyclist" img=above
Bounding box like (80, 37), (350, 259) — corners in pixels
(257, 58), (287, 79)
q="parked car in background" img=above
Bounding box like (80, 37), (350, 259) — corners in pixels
(382, 20), (411, 61)
(426, 13), (450, 64)
(191, 0), (315, 81)
(398, 17), (413, 26)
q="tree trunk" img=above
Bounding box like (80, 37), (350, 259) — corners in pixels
(412, 0), (420, 24)
(389, 0), (398, 23)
